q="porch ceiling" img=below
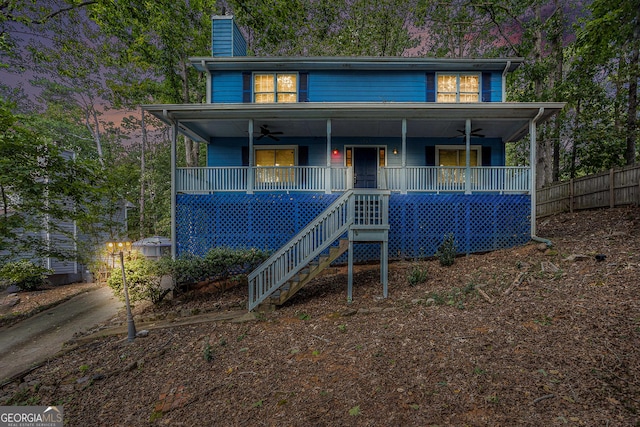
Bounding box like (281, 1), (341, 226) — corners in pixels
(144, 102), (565, 143)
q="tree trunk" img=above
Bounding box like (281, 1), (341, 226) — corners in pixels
(551, 0), (564, 182)
(139, 109), (147, 235)
(625, 9), (639, 165)
(86, 108), (104, 167)
(533, 4), (550, 189)
(181, 55), (198, 168)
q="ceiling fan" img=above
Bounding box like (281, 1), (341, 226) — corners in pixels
(256, 124), (283, 141)
(449, 128), (485, 138)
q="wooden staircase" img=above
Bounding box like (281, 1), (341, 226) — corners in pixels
(257, 238), (349, 310)
(248, 190), (389, 311)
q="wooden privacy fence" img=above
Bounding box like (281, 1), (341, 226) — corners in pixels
(536, 165), (640, 218)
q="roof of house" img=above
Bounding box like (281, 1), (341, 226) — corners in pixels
(144, 102), (565, 143)
(191, 56), (524, 73)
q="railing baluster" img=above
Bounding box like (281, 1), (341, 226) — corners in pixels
(179, 166), (530, 194)
(380, 166), (530, 193)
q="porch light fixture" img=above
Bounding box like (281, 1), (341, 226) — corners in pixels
(393, 147), (398, 155)
(106, 238), (137, 342)
(332, 148), (339, 155)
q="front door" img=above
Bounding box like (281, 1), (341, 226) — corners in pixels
(353, 147), (378, 188)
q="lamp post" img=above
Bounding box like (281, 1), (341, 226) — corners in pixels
(106, 239), (136, 342)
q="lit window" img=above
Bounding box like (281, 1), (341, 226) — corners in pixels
(255, 147), (296, 183)
(254, 73), (297, 103)
(438, 148), (479, 167)
(437, 146), (480, 185)
(437, 74), (479, 103)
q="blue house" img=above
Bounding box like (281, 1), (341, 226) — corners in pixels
(144, 16), (564, 310)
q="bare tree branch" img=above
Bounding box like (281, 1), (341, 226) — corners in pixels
(35, 1), (98, 25)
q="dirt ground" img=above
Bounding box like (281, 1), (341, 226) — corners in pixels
(1, 206), (639, 426)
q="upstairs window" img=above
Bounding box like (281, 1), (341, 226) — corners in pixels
(437, 74), (479, 103)
(254, 73), (298, 103)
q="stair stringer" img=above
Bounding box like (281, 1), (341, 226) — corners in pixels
(248, 191), (354, 311)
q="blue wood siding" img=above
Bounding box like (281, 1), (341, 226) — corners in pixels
(212, 17), (246, 57)
(208, 137), (505, 167)
(209, 70), (504, 104)
(212, 19), (232, 57)
(208, 137), (329, 167)
(308, 71), (426, 102)
(232, 22), (247, 56)
(483, 72), (502, 102)
(211, 72), (244, 103)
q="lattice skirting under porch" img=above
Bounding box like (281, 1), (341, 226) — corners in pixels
(175, 193), (531, 262)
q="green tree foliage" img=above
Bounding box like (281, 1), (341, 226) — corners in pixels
(414, 0), (499, 57)
(0, 98), (104, 263)
(227, 0), (418, 56)
(559, 45), (627, 178)
(577, 0), (640, 166)
(1, 0), (97, 63)
(88, 0), (216, 168)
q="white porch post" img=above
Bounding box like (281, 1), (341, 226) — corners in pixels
(529, 108), (544, 237)
(401, 118), (407, 194)
(326, 118), (332, 194)
(465, 119), (471, 195)
(170, 122), (177, 259)
(248, 119), (254, 194)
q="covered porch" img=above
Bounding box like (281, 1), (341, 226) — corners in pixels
(146, 103), (562, 195)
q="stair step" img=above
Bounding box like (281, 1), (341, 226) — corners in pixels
(249, 191), (390, 311)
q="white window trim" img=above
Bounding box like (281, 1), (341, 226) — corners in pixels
(436, 73), (481, 103)
(253, 72), (299, 103)
(435, 145), (482, 166)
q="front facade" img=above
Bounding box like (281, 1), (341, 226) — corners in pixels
(145, 16), (564, 309)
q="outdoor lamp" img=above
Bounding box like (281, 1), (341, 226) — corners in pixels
(106, 238), (136, 342)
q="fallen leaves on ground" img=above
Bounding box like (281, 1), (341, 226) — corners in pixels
(1, 207), (639, 426)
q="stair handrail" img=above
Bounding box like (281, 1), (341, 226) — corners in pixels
(248, 190), (355, 310)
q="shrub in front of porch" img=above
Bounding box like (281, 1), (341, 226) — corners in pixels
(160, 247), (270, 292)
(436, 233), (458, 267)
(107, 252), (169, 305)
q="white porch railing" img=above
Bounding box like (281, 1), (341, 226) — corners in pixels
(253, 166), (326, 191)
(177, 167), (248, 193)
(177, 166), (352, 193)
(176, 166), (530, 194)
(331, 167), (351, 191)
(470, 167), (530, 193)
(383, 166), (530, 193)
